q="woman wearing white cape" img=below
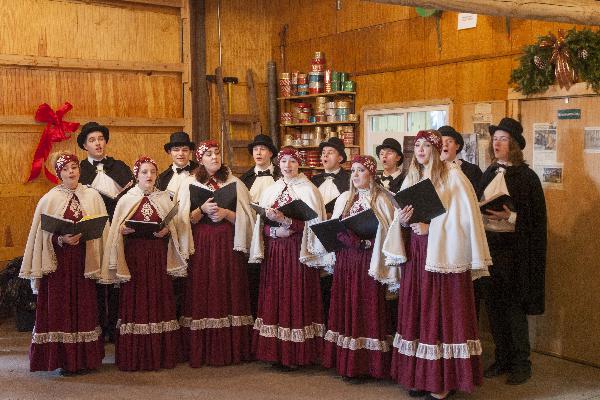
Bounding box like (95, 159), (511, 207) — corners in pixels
(383, 130), (491, 399)
(20, 152), (108, 373)
(322, 155), (399, 380)
(176, 140), (255, 367)
(101, 156), (186, 371)
(249, 146), (333, 369)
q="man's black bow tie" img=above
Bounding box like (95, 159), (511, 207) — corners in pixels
(323, 172), (337, 178)
(176, 165), (193, 174)
(380, 175), (393, 182)
(92, 160), (104, 166)
(256, 170), (272, 177)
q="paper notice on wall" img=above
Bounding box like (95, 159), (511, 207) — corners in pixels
(460, 133), (478, 165)
(473, 108), (492, 140)
(584, 127), (600, 153)
(458, 13), (478, 30)
(478, 137), (492, 171)
(533, 122), (558, 164)
(474, 102), (492, 116)
(534, 163), (564, 189)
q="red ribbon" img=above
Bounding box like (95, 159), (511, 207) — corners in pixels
(27, 102), (80, 183)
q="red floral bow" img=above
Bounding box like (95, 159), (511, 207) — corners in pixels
(27, 102), (80, 183)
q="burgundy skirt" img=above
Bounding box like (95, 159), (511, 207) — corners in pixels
(116, 237), (181, 371)
(322, 246), (391, 378)
(180, 221), (253, 367)
(390, 233), (483, 393)
(30, 242), (104, 372)
(252, 233), (324, 367)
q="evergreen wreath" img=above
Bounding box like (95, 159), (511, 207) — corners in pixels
(510, 28), (600, 95)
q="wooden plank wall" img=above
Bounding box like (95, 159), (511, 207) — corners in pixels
(204, 0), (274, 169)
(268, 0), (589, 129)
(0, 0), (189, 266)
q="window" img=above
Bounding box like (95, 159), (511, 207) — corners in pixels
(363, 102), (450, 169)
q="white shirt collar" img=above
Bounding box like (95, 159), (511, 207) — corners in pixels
(383, 168), (402, 180)
(171, 162), (191, 172)
(254, 163), (274, 174)
(324, 168), (341, 175)
(88, 156), (106, 165)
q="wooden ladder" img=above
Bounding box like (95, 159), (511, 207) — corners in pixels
(215, 67), (262, 174)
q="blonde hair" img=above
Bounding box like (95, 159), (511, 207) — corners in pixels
(405, 139), (448, 188)
(341, 174), (393, 222)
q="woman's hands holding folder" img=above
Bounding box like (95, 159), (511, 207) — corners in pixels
(120, 224), (135, 235)
(61, 233), (82, 246)
(153, 226), (170, 238)
(190, 208), (202, 224)
(265, 208), (286, 224)
(397, 205), (414, 225)
(200, 197), (218, 215)
(410, 222), (429, 236)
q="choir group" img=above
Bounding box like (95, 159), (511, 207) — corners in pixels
(20, 117), (547, 400)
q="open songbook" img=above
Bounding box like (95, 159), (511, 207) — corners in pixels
(394, 178), (446, 223)
(41, 214), (109, 241)
(251, 200), (318, 227)
(309, 209), (379, 253)
(124, 202), (179, 236)
(479, 171), (515, 213)
(189, 182), (237, 212)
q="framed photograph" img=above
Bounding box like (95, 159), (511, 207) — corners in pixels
(584, 127), (600, 153)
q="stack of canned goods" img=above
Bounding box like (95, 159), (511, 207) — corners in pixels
(279, 72), (291, 97)
(337, 125), (355, 146)
(292, 102), (312, 123)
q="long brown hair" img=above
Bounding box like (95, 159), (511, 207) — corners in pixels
(195, 164), (229, 184)
(405, 137), (448, 188)
(341, 174), (393, 223)
(487, 136), (526, 166)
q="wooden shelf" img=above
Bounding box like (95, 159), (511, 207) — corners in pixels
(292, 145), (359, 149)
(280, 121), (359, 128)
(277, 91), (356, 100)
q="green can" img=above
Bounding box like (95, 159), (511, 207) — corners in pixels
(342, 80), (355, 91)
(338, 72), (348, 82)
(330, 81), (341, 92)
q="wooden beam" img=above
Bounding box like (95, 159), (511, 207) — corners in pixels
(366, 0), (600, 26)
(0, 54), (184, 74)
(189, 0), (211, 142)
(508, 82), (597, 100)
(0, 116), (185, 128)
(99, 0), (183, 8)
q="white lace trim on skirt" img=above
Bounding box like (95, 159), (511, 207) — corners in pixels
(179, 315), (254, 330)
(253, 317), (325, 343)
(32, 326), (102, 344)
(325, 330), (392, 352)
(117, 319), (180, 335)
(393, 333), (482, 360)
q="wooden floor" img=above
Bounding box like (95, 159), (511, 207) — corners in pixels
(1, 318), (599, 400)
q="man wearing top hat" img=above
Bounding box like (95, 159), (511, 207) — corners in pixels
(311, 137), (350, 216)
(376, 138), (405, 193)
(439, 125), (483, 191)
(239, 133), (280, 317)
(239, 134), (281, 203)
(77, 121), (134, 343)
(156, 131), (198, 199)
(78, 121), (134, 220)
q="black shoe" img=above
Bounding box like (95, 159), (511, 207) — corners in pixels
(408, 389), (428, 397)
(271, 363), (298, 372)
(484, 362), (511, 378)
(342, 376), (369, 385)
(506, 369), (531, 385)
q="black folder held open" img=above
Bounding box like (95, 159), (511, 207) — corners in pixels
(41, 214), (108, 242)
(251, 199), (318, 227)
(310, 209), (379, 253)
(124, 202), (179, 236)
(479, 193), (515, 213)
(393, 178), (446, 224)
(189, 182), (237, 212)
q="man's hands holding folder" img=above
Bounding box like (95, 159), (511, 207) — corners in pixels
(61, 233), (82, 246)
(483, 204), (512, 221)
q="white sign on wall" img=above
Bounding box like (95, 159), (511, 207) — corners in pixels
(458, 13), (478, 30)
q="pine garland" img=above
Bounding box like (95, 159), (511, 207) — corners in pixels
(510, 29), (600, 95)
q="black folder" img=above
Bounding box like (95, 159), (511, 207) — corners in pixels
(41, 214), (108, 242)
(189, 182), (237, 212)
(124, 202), (179, 236)
(394, 178), (446, 223)
(480, 194), (515, 213)
(310, 209), (379, 252)
(251, 199), (318, 227)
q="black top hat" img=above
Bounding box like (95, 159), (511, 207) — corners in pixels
(375, 138), (404, 164)
(247, 134), (278, 158)
(164, 131), (196, 153)
(438, 125), (464, 152)
(319, 137), (347, 163)
(77, 122), (109, 150)
(489, 117), (526, 149)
